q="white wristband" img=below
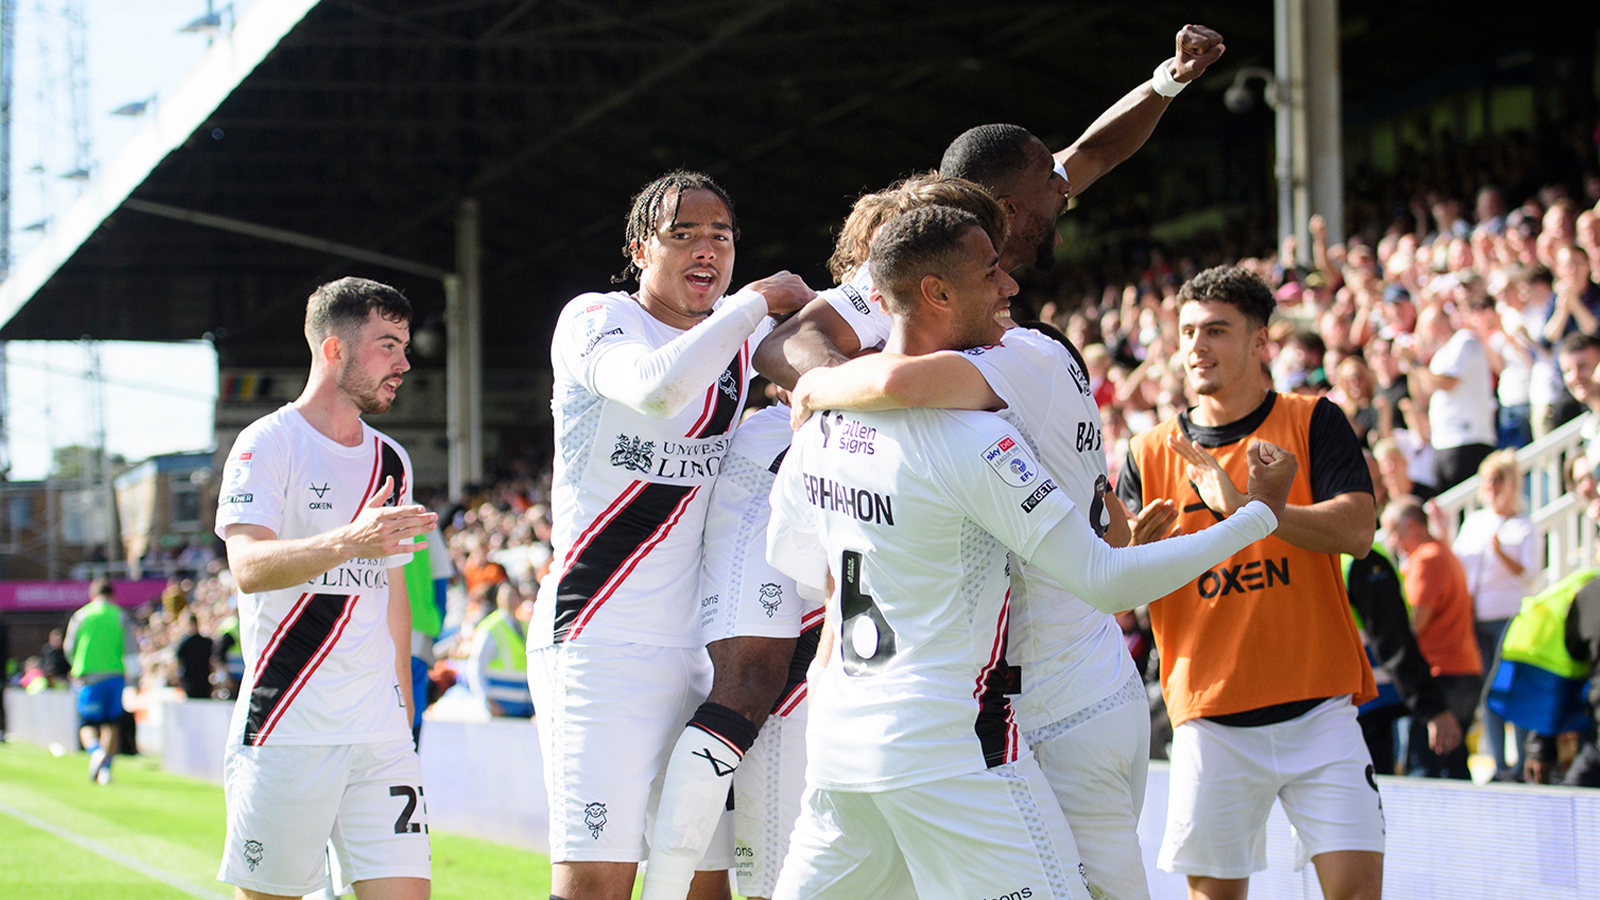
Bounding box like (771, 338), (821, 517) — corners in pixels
(1152, 57), (1186, 98)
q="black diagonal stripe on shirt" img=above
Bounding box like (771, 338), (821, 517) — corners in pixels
(769, 615), (823, 716)
(553, 482), (696, 642)
(974, 633), (1016, 768)
(692, 354), (745, 438)
(244, 593), (352, 745)
(378, 440), (406, 506)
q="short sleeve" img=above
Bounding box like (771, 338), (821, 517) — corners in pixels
(766, 431), (829, 595)
(819, 267), (891, 352)
(1307, 397), (1375, 502)
(961, 343), (1032, 409)
(927, 413), (1075, 562)
(552, 293), (649, 394)
(215, 424), (288, 538)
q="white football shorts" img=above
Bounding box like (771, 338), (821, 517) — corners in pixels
(1024, 671), (1152, 900)
(1159, 695), (1386, 878)
(700, 451), (806, 642)
(218, 739), (430, 896)
(733, 698), (807, 898)
(772, 754), (1093, 900)
(528, 638), (733, 867)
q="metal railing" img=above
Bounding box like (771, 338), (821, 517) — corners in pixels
(1433, 412), (1595, 585)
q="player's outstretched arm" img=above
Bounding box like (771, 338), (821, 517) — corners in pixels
(788, 351), (1003, 428)
(224, 477), (435, 594)
(753, 295), (861, 390)
(596, 274), (814, 418)
(1056, 24), (1225, 198)
(1028, 441), (1294, 612)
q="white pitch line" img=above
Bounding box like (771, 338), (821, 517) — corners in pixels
(0, 797), (232, 900)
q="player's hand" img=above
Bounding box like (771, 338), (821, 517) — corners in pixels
(789, 369), (825, 429)
(1169, 432), (1245, 516)
(1244, 440), (1297, 522)
(1427, 710), (1462, 756)
(1102, 489), (1133, 548)
(1130, 498), (1180, 545)
(1172, 24), (1225, 83)
(745, 271), (815, 317)
(343, 477), (437, 559)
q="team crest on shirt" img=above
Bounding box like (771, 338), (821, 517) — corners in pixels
(757, 583), (784, 616)
(610, 435), (655, 472)
(583, 802), (608, 838)
(981, 435), (1041, 487)
(243, 840), (264, 871)
(718, 368), (740, 400)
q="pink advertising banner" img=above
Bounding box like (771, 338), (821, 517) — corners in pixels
(0, 579), (168, 613)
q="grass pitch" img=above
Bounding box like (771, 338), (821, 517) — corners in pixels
(0, 739), (555, 899)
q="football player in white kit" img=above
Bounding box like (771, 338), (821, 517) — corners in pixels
(765, 206), (1296, 900)
(215, 277), (438, 900)
(752, 28), (1226, 900)
(641, 190), (1013, 900)
(532, 171), (813, 900)
(787, 175), (1156, 897)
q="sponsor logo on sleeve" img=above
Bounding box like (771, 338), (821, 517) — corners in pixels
(581, 327), (624, 358)
(982, 435), (1040, 487)
(224, 451), (253, 490)
(1020, 479), (1057, 513)
(841, 285), (872, 316)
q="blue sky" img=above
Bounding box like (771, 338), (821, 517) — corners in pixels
(5, 1), (263, 479)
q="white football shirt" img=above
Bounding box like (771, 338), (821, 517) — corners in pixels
(819, 265), (1135, 729)
(962, 329), (1138, 730)
(538, 289), (771, 648)
(768, 407), (1075, 792)
(214, 406), (415, 747)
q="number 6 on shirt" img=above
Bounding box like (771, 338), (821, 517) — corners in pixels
(839, 550), (898, 674)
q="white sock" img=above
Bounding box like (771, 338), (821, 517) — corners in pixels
(640, 704), (758, 900)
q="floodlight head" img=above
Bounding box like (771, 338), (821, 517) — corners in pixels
(61, 168), (91, 181)
(1224, 82), (1255, 114)
(111, 100), (151, 117)
(1225, 67), (1283, 115)
(179, 12), (223, 35)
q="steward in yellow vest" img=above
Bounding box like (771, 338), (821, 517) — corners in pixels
(1486, 570), (1600, 786)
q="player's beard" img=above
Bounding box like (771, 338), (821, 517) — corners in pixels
(1021, 210), (1057, 271)
(340, 364), (393, 415)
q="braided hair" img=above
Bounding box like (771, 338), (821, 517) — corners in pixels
(613, 170), (739, 284)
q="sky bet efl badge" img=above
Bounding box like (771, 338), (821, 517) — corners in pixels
(982, 435), (1040, 487)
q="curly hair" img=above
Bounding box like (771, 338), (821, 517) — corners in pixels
(614, 170), (738, 284)
(828, 173), (1007, 284)
(1177, 266), (1275, 330)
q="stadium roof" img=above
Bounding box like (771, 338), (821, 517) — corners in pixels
(0, 0), (1591, 374)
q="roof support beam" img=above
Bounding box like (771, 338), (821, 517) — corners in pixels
(122, 199), (449, 281)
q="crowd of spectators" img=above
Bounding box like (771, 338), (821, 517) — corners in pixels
(22, 127), (1600, 785)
